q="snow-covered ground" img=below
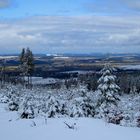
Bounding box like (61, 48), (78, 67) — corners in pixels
(54, 56), (70, 59)
(0, 103), (140, 140)
(61, 70), (94, 74)
(24, 77), (58, 85)
(0, 56), (18, 59)
(119, 64), (140, 70)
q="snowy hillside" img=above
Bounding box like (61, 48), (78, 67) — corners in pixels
(0, 63), (140, 140)
(0, 103), (140, 140)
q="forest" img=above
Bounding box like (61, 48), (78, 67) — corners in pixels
(0, 48), (140, 129)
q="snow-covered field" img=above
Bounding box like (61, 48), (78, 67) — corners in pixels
(0, 56), (18, 59)
(0, 64), (140, 140)
(119, 64), (140, 70)
(0, 103), (140, 140)
(24, 77), (58, 85)
(61, 70), (94, 74)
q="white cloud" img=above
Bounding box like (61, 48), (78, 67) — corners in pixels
(0, 16), (140, 54)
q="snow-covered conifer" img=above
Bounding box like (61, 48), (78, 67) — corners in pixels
(8, 91), (19, 111)
(97, 63), (120, 117)
(45, 95), (67, 118)
(19, 94), (35, 119)
(70, 91), (95, 117)
(4, 88), (20, 111)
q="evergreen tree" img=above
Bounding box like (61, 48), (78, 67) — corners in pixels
(25, 48), (34, 87)
(70, 91), (95, 117)
(19, 94), (35, 119)
(19, 48), (25, 65)
(44, 95), (67, 118)
(19, 48), (26, 84)
(8, 90), (20, 111)
(0, 59), (6, 86)
(19, 48), (34, 87)
(97, 64), (120, 117)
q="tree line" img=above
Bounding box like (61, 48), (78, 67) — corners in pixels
(0, 47), (34, 88)
(0, 48), (140, 94)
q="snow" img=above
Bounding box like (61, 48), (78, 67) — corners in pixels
(0, 56), (18, 59)
(24, 77), (57, 85)
(54, 56), (70, 59)
(0, 103), (140, 140)
(61, 70), (93, 74)
(119, 65), (140, 70)
(46, 54), (61, 57)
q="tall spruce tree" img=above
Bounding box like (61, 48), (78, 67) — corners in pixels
(97, 64), (120, 117)
(25, 48), (34, 87)
(19, 48), (25, 65)
(19, 48), (34, 87)
(19, 48), (26, 82)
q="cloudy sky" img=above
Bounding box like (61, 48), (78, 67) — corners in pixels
(0, 0), (140, 54)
